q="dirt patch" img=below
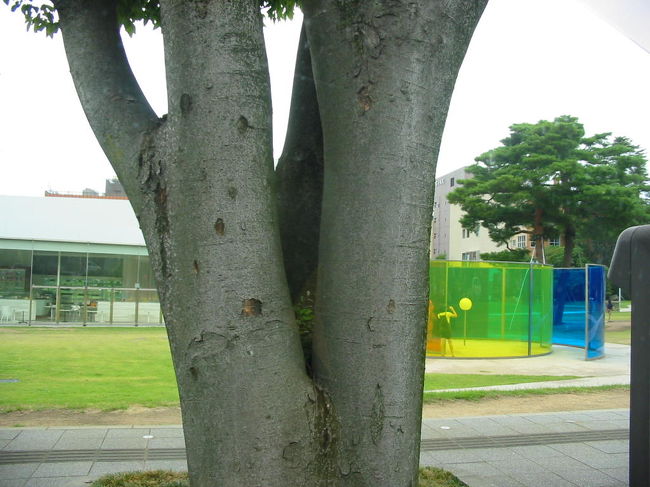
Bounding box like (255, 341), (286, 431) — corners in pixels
(423, 389), (629, 418)
(0, 406), (182, 427)
(0, 391), (629, 427)
(606, 320), (631, 332)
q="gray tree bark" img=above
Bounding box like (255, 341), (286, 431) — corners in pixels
(304, 2), (487, 484)
(276, 26), (324, 304)
(53, 0), (487, 485)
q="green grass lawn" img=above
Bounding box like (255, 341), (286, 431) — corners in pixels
(423, 373), (579, 391)
(0, 327), (179, 411)
(0, 327), (614, 412)
(609, 310), (631, 321)
(423, 384), (629, 403)
(605, 329), (631, 345)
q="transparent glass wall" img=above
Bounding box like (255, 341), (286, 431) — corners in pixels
(428, 260), (553, 358)
(553, 265), (606, 360)
(0, 249), (32, 322)
(0, 247), (162, 325)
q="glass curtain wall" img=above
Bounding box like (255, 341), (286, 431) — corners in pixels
(0, 248), (162, 325)
(428, 260), (553, 358)
(553, 265), (606, 360)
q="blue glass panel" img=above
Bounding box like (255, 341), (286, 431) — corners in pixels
(586, 265), (606, 359)
(553, 268), (586, 347)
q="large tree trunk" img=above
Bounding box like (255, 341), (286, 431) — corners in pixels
(54, 0), (487, 485)
(533, 208), (545, 262)
(304, 1), (487, 484)
(57, 2), (319, 486)
(563, 226), (576, 267)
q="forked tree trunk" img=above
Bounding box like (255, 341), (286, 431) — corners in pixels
(54, 0), (487, 485)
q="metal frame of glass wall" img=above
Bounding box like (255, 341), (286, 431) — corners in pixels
(0, 241), (163, 326)
(552, 264), (606, 360)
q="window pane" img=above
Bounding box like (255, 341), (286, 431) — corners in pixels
(32, 251), (58, 286)
(87, 254), (124, 288)
(0, 249), (31, 299)
(59, 253), (87, 287)
(137, 256), (157, 289)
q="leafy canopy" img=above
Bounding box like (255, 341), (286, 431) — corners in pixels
(3, 0), (301, 36)
(448, 115), (649, 266)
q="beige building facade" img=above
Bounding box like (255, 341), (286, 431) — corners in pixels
(430, 167), (561, 261)
(430, 167), (504, 261)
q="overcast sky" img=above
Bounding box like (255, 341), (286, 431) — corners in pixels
(1, 0), (649, 197)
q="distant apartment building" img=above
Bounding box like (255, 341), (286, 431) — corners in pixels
(431, 167), (504, 261)
(431, 167), (560, 261)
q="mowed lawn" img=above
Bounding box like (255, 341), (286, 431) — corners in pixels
(0, 327), (179, 411)
(1, 327), (590, 412)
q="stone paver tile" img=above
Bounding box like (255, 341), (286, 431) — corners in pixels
(24, 477), (94, 487)
(555, 467), (627, 487)
(585, 439), (629, 454)
(144, 460), (188, 472)
(471, 447), (524, 462)
(148, 437), (187, 449)
(441, 461), (502, 477)
(580, 452), (628, 470)
(511, 444), (566, 459)
(0, 479), (27, 487)
(437, 426), (485, 438)
(525, 412), (594, 424)
(0, 430), (20, 440)
(0, 463), (38, 480)
(428, 448), (486, 464)
(100, 438), (148, 450)
(148, 428), (184, 438)
(539, 422), (593, 433)
(420, 424), (449, 440)
(89, 461), (145, 477)
(528, 454), (591, 470)
(550, 442), (602, 458)
(600, 466), (628, 482)
(515, 472), (578, 487)
(4, 430), (64, 450)
(456, 418), (519, 436)
(578, 420), (628, 431)
(52, 437), (103, 450)
(583, 411), (629, 421)
(419, 451), (439, 466)
(489, 457), (547, 474)
(104, 428), (151, 439)
(451, 474), (527, 487)
(33, 461), (92, 477)
(59, 429), (107, 439)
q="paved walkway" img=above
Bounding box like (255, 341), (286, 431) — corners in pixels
(0, 409), (630, 487)
(0, 343), (632, 486)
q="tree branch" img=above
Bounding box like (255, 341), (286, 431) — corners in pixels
(54, 0), (160, 199)
(276, 24), (324, 303)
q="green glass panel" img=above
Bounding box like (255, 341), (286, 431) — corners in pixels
(428, 260), (553, 358)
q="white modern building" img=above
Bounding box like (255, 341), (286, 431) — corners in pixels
(0, 195), (162, 325)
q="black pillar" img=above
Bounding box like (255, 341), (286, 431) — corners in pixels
(609, 225), (650, 487)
